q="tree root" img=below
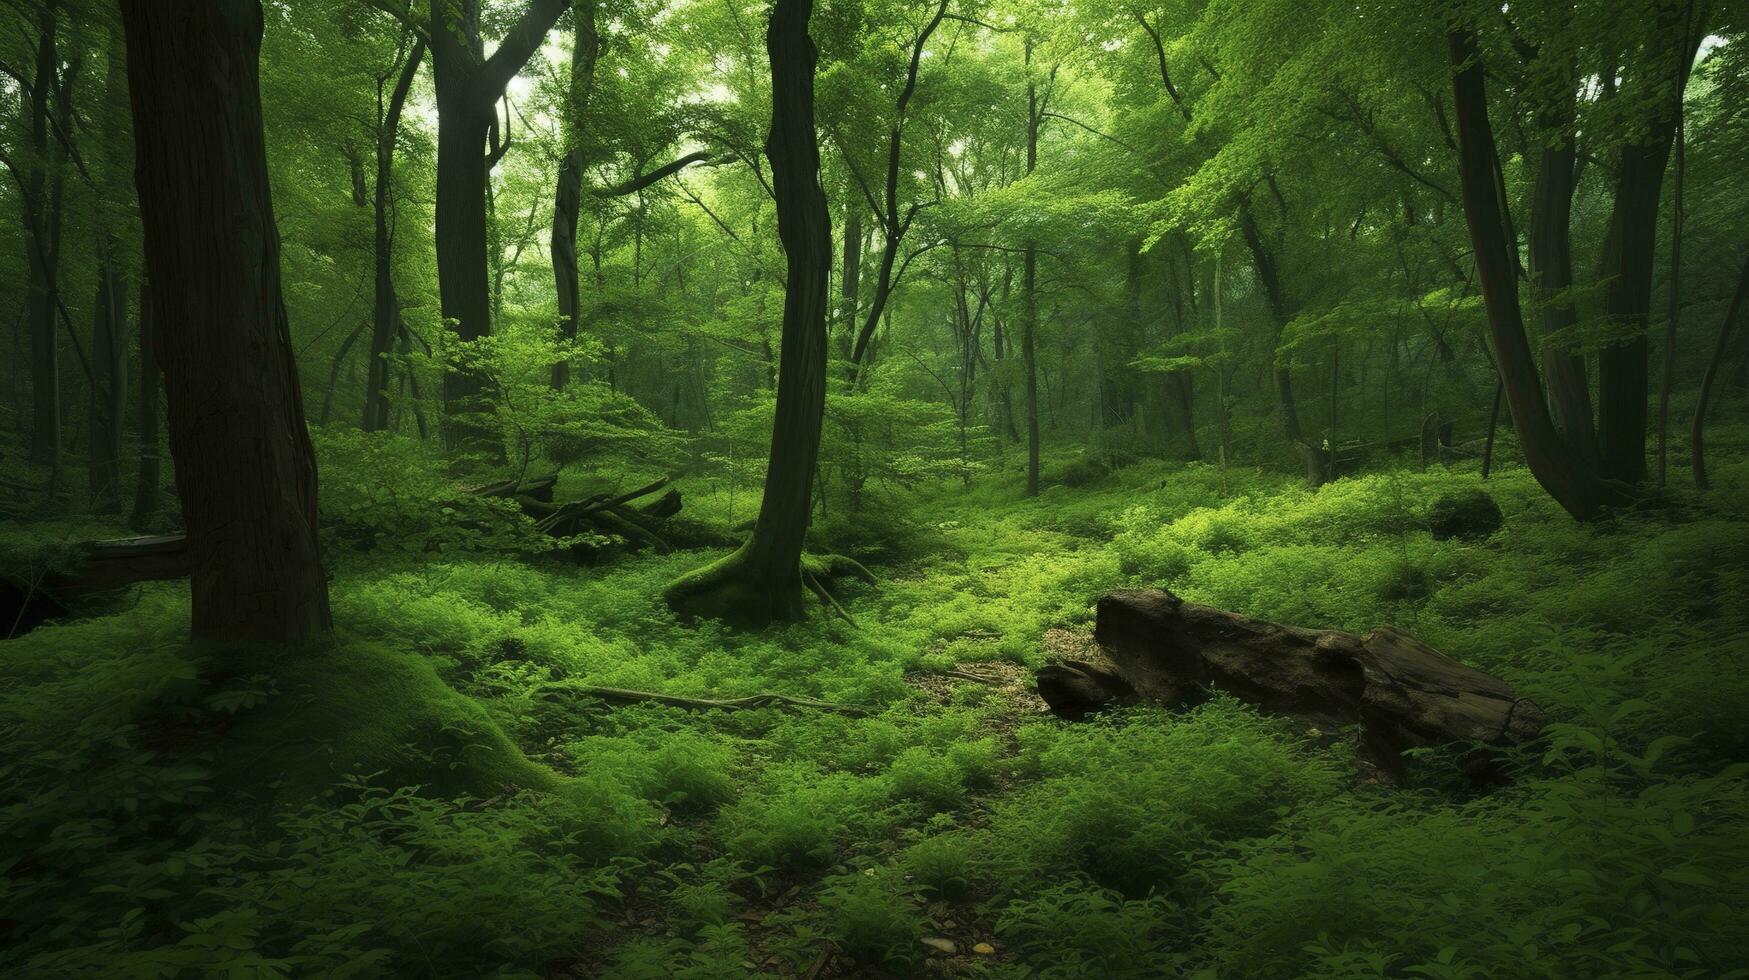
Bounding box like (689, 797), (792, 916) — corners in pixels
(540, 681), (871, 716)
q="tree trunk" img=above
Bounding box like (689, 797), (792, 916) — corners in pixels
(664, 0), (831, 625)
(122, 0), (330, 642)
(837, 201), (861, 360)
(846, 0), (948, 371)
(1022, 44), (1042, 497)
(1447, 30), (1618, 521)
(89, 25), (131, 512)
(364, 37), (424, 430)
(1595, 8), (1700, 485)
(550, 7), (599, 389)
(1240, 204), (1327, 486)
(1527, 82), (1600, 466)
(426, 0), (570, 448)
(24, 3), (61, 469)
(88, 268), (126, 511)
(1691, 251), (1748, 490)
(129, 279), (162, 530)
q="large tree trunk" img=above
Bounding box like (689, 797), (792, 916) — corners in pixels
(129, 280), (161, 530)
(550, 7), (599, 390)
(1447, 30), (1618, 521)
(664, 0), (831, 625)
(426, 0), (570, 448)
(363, 37), (424, 431)
(122, 0), (330, 642)
(1038, 590), (1544, 783)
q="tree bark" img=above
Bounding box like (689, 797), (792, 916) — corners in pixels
(364, 37), (424, 431)
(122, 0), (330, 642)
(550, 7), (599, 389)
(664, 0), (832, 625)
(1447, 30), (1618, 521)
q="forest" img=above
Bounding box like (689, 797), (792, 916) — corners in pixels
(2, 0), (1748, 975)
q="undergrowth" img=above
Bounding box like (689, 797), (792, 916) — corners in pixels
(4, 440), (1748, 976)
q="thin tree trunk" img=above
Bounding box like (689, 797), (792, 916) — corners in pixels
(550, 7), (599, 389)
(1691, 251), (1748, 490)
(364, 37), (424, 430)
(122, 0), (329, 641)
(847, 0), (948, 369)
(24, 3), (62, 469)
(90, 25), (131, 512)
(838, 201), (861, 360)
(129, 279), (161, 529)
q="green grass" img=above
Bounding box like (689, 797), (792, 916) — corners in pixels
(4, 441), (1749, 976)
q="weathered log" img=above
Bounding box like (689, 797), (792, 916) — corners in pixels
(72, 534), (192, 591)
(1039, 589), (1544, 781)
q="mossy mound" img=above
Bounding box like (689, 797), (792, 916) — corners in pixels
(211, 637), (561, 804)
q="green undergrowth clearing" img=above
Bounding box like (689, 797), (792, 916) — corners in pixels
(5, 443), (1749, 977)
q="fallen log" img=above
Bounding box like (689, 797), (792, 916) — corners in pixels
(464, 473), (685, 556)
(1038, 589), (1544, 782)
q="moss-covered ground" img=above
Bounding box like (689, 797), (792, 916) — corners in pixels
(4, 441), (1749, 977)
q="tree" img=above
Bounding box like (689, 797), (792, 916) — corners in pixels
(1446, 28), (1623, 521)
(89, 24), (131, 511)
(665, 0), (832, 624)
(122, 0), (329, 641)
(362, 33), (424, 432)
(423, 0), (570, 448)
(550, 5), (601, 390)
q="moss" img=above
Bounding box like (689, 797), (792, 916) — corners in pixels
(212, 636), (561, 803)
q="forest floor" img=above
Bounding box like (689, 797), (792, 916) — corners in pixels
(5, 433), (1749, 977)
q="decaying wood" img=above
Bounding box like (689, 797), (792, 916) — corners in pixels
(1039, 589), (1544, 781)
(465, 473), (686, 554)
(540, 682), (871, 717)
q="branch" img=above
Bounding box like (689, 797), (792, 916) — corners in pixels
(594, 149), (730, 197)
(1136, 12), (1190, 122)
(360, 0), (429, 41)
(1040, 110), (1135, 152)
(471, 0), (570, 108)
